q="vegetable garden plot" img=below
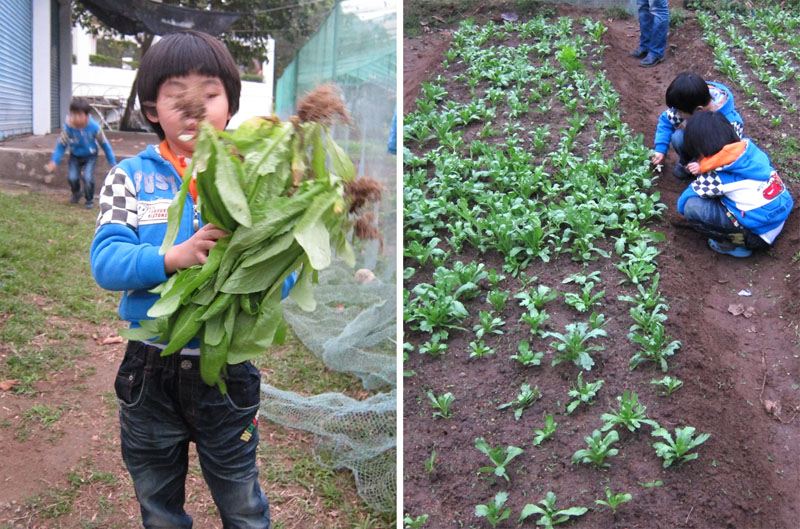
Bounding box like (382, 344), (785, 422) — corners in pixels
(694, 0), (800, 178)
(403, 7), (799, 529)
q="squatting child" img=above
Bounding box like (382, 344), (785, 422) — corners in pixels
(677, 111), (793, 258)
(651, 72), (744, 180)
(90, 30), (294, 528)
(45, 98), (116, 208)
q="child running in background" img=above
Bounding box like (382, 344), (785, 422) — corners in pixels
(91, 30), (294, 528)
(45, 98), (116, 208)
(651, 72), (744, 180)
(677, 111), (793, 258)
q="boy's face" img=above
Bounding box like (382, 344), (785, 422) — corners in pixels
(149, 73), (231, 158)
(70, 111), (90, 129)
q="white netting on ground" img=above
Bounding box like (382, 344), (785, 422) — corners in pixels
(259, 257), (397, 513)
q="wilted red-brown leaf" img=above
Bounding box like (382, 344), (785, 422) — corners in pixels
(0, 379), (20, 391)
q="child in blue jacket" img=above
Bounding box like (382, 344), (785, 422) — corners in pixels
(90, 30), (293, 528)
(46, 98), (116, 208)
(651, 72), (744, 180)
(677, 111), (793, 258)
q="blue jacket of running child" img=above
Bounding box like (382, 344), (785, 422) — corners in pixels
(51, 116), (116, 165)
(90, 144), (296, 349)
(677, 139), (793, 244)
(654, 82), (744, 155)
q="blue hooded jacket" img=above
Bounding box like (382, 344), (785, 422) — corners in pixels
(654, 82), (744, 154)
(51, 115), (116, 165)
(677, 139), (793, 243)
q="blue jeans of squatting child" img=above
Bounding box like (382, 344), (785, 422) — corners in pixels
(636, 0), (669, 58)
(115, 341), (270, 529)
(671, 129), (687, 165)
(68, 154), (97, 202)
(682, 196), (768, 250)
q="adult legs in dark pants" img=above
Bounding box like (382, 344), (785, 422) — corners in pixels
(633, 0), (669, 67)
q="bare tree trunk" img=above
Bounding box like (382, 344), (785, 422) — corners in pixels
(120, 33), (154, 131)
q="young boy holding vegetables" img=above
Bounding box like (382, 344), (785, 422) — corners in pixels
(651, 72), (744, 180)
(90, 30), (292, 528)
(677, 111), (793, 258)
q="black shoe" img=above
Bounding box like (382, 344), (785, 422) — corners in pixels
(629, 48), (647, 59)
(673, 164), (692, 180)
(70, 193), (80, 204)
(85, 201), (94, 209)
(640, 53), (665, 67)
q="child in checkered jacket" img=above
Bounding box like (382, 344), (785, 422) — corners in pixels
(90, 30), (292, 529)
(677, 111), (793, 258)
(651, 72), (744, 180)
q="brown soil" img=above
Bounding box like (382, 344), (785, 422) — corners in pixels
(0, 274), (382, 528)
(403, 3), (800, 529)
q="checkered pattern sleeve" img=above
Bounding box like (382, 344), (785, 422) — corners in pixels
(666, 108), (684, 128)
(57, 129), (69, 146)
(691, 171), (724, 198)
(96, 167), (138, 232)
(731, 121), (743, 139)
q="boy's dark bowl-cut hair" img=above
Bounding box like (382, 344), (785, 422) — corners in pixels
(683, 111), (741, 161)
(69, 98), (92, 115)
(137, 30), (241, 140)
(666, 72), (711, 114)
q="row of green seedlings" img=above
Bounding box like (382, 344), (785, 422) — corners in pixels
(404, 20), (662, 273)
(420, 386), (708, 529)
(404, 106), (661, 273)
(405, 240), (675, 372)
(697, 8), (799, 122)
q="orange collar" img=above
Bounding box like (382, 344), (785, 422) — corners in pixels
(698, 140), (747, 173)
(159, 140), (197, 202)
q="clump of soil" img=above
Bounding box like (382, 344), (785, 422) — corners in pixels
(297, 84), (352, 125)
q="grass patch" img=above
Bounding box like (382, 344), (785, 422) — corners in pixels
(16, 403), (67, 441)
(13, 459), (121, 522)
(257, 427), (395, 528)
(0, 191), (118, 394)
(252, 329), (366, 397)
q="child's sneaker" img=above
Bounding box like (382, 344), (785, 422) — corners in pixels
(85, 201), (94, 209)
(708, 238), (751, 258)
(70, 193), (80, 204)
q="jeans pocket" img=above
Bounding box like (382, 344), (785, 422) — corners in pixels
(115, 343), (148, 410)
(223, 361), (261, 412)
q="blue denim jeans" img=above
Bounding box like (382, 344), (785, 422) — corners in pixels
(682, 196), (768, 250)
(68, 154), (97, 202)
(636, 0), (669, 58)
(671, 129), (687, 165)
(115, 341), (270, 529)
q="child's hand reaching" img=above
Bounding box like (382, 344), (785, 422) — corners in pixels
(45, 161), (57, 173)
(651, 152), (664, 166)
(686, 161), (701, 175)
(164, 223), (228, 273)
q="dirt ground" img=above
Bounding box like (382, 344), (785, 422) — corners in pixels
(0, 313), (376, 528)
(403, 2), (800, 528)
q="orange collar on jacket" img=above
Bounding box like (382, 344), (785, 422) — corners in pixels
(159, 140), (197, 202)
(698, 140), (746, 173)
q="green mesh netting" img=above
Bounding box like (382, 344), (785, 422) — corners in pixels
(265, 0), (396, 513)
(259, 257), (397, 513)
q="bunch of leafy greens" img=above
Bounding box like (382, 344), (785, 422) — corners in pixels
(122, 102), (377, 392)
